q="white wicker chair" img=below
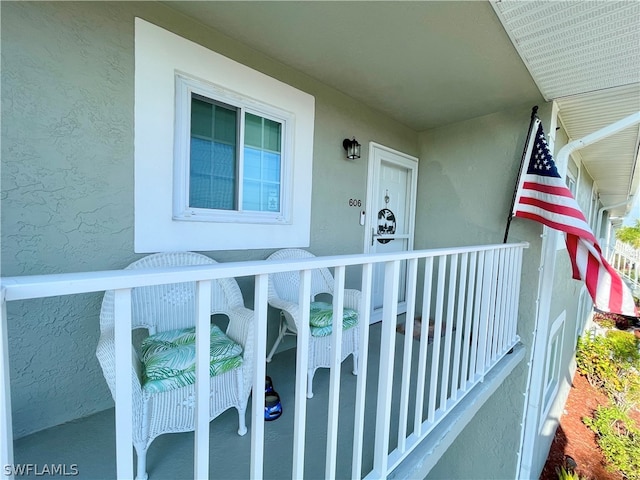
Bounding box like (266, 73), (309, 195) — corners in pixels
(266, 248), (360, 398)
(95, 252), (254, 480)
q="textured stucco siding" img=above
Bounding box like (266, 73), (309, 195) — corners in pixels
(1, 1), (418, 437)
(2, 2), (136, 437)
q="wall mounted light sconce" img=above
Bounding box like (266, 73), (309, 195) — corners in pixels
(342, 137), (361, 160)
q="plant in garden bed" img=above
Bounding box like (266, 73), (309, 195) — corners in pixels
(576, 329), (640, 479)
(583, 404), (640, 480)
(576, 330), (640, 407)
(555, 465), (589, 480)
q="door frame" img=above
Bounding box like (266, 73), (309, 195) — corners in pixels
(363, 142), (419, 322)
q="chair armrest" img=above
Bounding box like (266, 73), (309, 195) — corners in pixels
(343, 289), (363, 314)
(224, 307), (255, 395)
(225, 307), (254, 349)
(95, 329), (144, 401)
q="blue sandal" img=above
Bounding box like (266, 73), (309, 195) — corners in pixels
(264, 376), (282, 421)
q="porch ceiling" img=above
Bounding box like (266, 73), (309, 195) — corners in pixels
(163, 0), (640, 217)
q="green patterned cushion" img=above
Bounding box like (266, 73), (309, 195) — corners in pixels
(309, 301), (358, 337)
(141, 324), (243, 394)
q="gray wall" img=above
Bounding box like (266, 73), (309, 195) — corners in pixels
(1, 1), (418, 437)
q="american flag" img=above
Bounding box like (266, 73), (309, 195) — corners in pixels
(513, 119), (637, 317)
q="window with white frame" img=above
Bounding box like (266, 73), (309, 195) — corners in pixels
(541, 311), (565, 422)
(173, 75), (292, 224)
(134, 19), (315, 252)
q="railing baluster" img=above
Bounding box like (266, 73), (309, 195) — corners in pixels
(325, 265), (345, 478)
(499, 249), (511, 353)
(397, 258), (418, 452)
(1, 293), (14, 480)
(292, 270), (311, 480)
(440, 254), (457, 411)
(413, 257), (433, 436)
(373, 260), (401, 478)
(504, 248), (517, 350)
(451, 253), (468, 399)
(351, 263), (373, 480)
(485, 249), (504, 371)
(461, 252), (477, 389)
(113, 288), (134, 480)
(476, 251), (494, 378)
(429, 256), (446, 420)
(251, 274), (269, 480)
(194, 280), (212, 480)
(510, 247), (524, 344)
(469, 251), (485, 382)
(494, 249), (507, 357)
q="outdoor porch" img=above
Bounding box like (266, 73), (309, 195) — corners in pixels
(2, 243), (527, 479)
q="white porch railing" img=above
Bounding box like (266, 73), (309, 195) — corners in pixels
(1, 242), (527, 479)
(611, 240), (640, 292)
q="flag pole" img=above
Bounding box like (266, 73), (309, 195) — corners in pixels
(503, 105), (539, 243)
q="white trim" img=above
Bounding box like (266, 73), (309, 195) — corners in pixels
(134, 18), (314, 252)
(363, 142), (419, 254)
(540, 311), (565, 425)
(363, 143), (418, 322)
(517, 103), (561, 480)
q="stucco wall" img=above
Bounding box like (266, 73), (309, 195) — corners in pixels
(1, 1), (418, 437)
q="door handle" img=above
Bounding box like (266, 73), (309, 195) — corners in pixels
(372, 228), (401, 245)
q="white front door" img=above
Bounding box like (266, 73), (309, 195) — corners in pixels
(364, 143), (418, 323)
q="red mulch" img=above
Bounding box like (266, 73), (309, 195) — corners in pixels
(539, 373), (640, 480)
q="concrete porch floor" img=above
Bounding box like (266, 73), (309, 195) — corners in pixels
(13, 323), (419, 480)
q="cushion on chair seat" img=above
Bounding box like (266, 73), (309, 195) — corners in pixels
(309, 301), (358, 337)
(140, 324), (243, 394)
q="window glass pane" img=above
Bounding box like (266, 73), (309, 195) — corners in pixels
(244, 113), (263, 148)
(263, 118), (282, 152)
(263, 152), (281, 183)
(189, 96), (237, 210)
(242, 113), (282, 212)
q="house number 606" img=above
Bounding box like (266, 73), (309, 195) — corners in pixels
(348, 199), (362, 207)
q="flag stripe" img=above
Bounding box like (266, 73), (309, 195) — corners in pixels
(513, 119), (636, 317)
(517, 196), (587, 221)
(514, 210), (597, 243)
(521, 181), (574, 198)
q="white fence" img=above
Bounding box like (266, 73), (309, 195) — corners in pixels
(1, 242), (527, 479)
(611, 240), (640, 292)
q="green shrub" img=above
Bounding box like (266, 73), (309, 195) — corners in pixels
(606, 329), (640, 364)
(576, 332), (640, 407)
(576, 335), (618, 390)
(583, 404), (640, 480)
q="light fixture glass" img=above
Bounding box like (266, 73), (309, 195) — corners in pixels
(342, 137), (361, 160)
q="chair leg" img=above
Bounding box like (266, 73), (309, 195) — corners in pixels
(266, 317), (287, 362)
(237, 405), (248, 436)
(352, 352), (358, 376)
(135, 445), (148, 480)
(307, 369), (314, 398)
